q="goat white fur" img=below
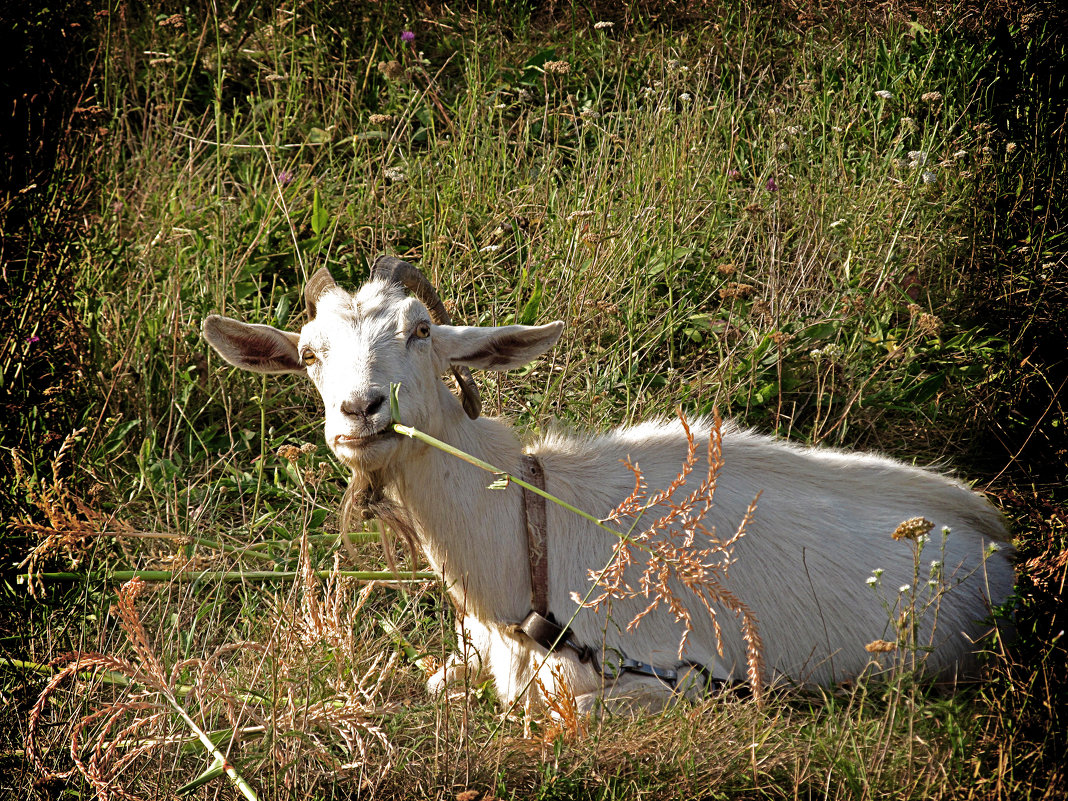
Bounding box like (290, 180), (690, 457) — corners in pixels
(203, 268), (1014, 711)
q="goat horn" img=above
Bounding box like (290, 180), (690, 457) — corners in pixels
(370, 255), (482, 420)
(304, 267), (338, 320)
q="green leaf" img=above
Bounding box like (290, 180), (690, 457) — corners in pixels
(518, 279), (543, 325)
(310, 189), (328, 237)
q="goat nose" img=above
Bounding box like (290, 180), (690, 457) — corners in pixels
(340, 392), (386, 419)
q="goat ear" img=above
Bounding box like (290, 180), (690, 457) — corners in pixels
(202, 315), (306, 375)
(436, 320), (564, 371)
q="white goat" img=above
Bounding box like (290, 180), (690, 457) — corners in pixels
(203, 257), (1014, 712)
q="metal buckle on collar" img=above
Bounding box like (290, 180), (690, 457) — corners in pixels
(599, 648), (679, 686)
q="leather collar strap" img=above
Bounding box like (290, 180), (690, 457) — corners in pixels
(519, 454), (549, 617)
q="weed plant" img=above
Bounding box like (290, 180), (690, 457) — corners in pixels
(2, 1), (1066, 799)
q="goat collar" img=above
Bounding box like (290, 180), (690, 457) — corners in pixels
(517, 455), (594, 661)
(520, 454), (550, 617)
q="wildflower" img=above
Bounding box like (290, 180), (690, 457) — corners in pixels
(908, 150), (927, 166)
(820, 343), (843, 361)
(829, 219), (847, 229)
(892, 516), (934, 541)
(378, 60), (404, 80)
(874, 568), (884, 578)
(594, 20), (614, 29)
(567, 209), (595, 221)
(928, 579), (939, 588)
(942, 526), (952, 537)
(765, 176), (778, 192)
(899, 116), (916, 132)
(918, 313), (942, 336)
(930, 559), (941, 570)
(865, 639), (897, 653)
(300, 443), (317, 454)
(401, 30), (415, 42)
(986, 542), (1002, 555)
(866, 576), (879, 586)
(277, 169), (294, 186)
(543, 60), (571, 75)
(383, 166), (406, 182)
(921, 170), (938, 185)
(892, 158), (910, 170)
(719, 282), (755, 300)
(158, 13), (184, 29)
(899, 584), (911, 594)
(786, 125), (802, 135)
(921, 91), (943, 103)
(727, 168), (741, 181)
(580, 108), (600, 120)
(277, 444), (302, 462)
(953, 149), (968, 160)
(679, 92), (692, 101)
(517, 88), (531, 102)
(26, 335), (41, 345)
(874, 90), (893, 100)
(1005, 142), (1018, 154)
(716, 262), (736, 276)
(368, 113), (392, 125)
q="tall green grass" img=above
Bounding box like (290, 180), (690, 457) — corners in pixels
(3, 2), (1065, 799)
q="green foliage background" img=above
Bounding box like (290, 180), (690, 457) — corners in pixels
(1, 0), (1065, 798)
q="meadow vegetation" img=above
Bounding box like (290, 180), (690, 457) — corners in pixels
(2, 0), (1065, 798)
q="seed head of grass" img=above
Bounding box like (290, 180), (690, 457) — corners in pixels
(588, 411), (765, 700)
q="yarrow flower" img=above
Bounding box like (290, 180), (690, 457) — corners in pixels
(892, 517), (934, 541)
(543, 60), (571, 75)
(921, 91), (943, 103)
(865, 639), (897, 653)
(383, 166), (406, 182)
(874, 89), (894, 100)
(594, 20), (614, 29)
(368, 113), (392, 125)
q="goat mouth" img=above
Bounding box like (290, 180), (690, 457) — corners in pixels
(333, 428), (398, 449)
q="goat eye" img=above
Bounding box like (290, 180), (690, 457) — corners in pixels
(301, 350), (317, 366)
(414, 322), (431, 340)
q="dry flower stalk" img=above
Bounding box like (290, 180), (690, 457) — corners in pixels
(12, 428), (132, 596)
(535, 664), (586, 743)
(26, 577), (395, 799)
(585, 411), (765, 699)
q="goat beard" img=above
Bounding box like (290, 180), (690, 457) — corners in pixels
(340, 469), (422, 578)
